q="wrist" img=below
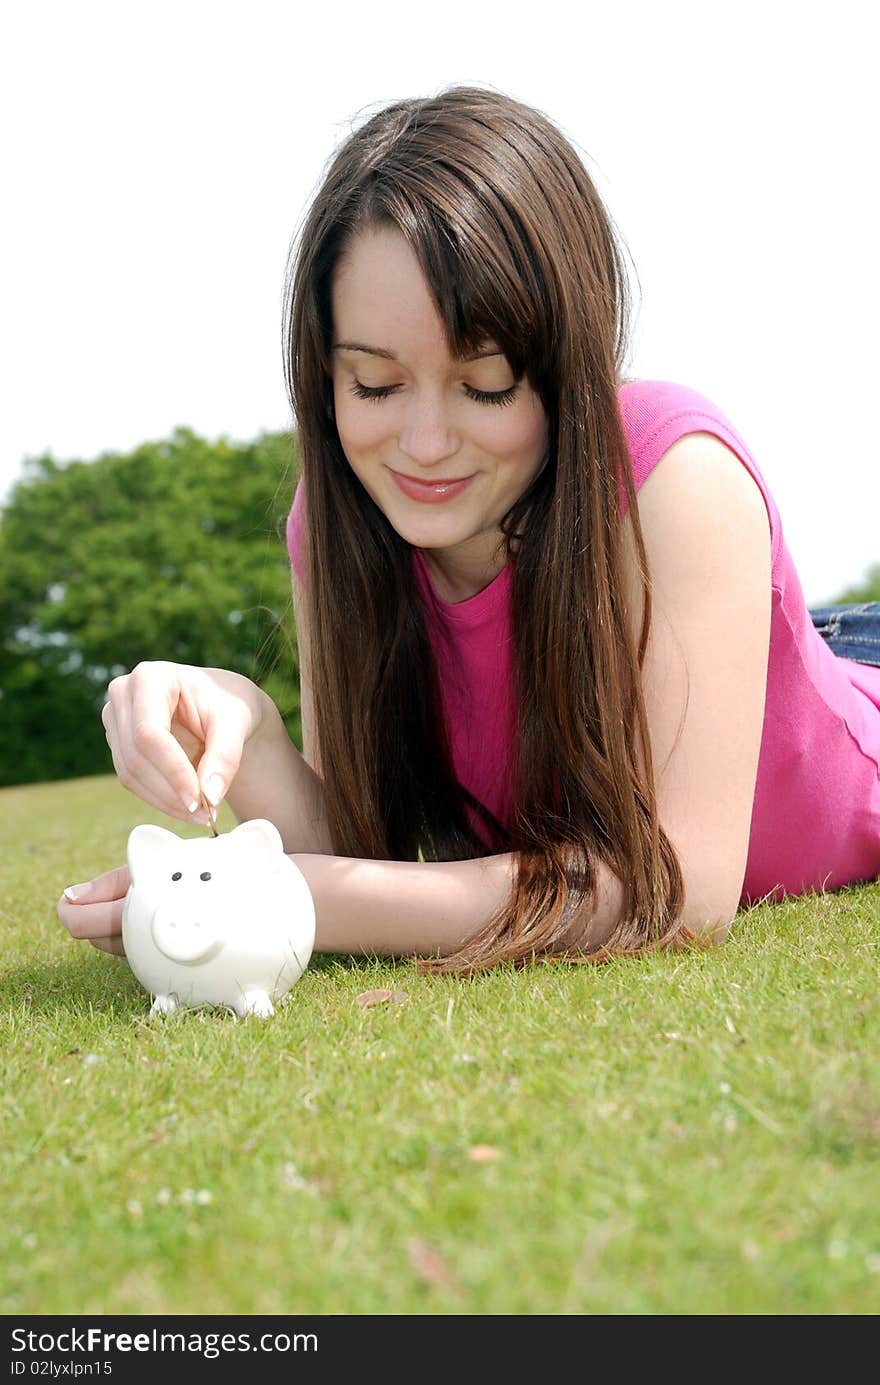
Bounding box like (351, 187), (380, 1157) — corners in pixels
(247, 686), (286, 753)
(223, 689), (288, 816)
(224, 699), (334, 856)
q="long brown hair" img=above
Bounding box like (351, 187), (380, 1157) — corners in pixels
(282, 85), (688, 973)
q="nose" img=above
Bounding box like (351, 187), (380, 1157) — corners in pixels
(397, 391), (462, 469)
(150, 903), (218, 963)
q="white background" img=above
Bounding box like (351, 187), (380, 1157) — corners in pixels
(1, 0), (876, 604)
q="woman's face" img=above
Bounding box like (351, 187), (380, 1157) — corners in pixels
(330, 225), (550, 603)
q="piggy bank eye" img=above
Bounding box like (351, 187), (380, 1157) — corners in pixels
(200, 871), (212, 882)
(171, 872), (182, 882)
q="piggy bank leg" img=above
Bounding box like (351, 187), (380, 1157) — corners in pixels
(150, 993), (181, 1016)
(234, 990), (275, 1019)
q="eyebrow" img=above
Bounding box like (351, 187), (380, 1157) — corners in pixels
(332, 341), (503, 363)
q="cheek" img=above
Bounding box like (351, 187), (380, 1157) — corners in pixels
(489, 403), (548, 467)
(334, 395), (391, 457)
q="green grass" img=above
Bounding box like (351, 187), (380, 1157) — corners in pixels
(2, 774), (878, 1315)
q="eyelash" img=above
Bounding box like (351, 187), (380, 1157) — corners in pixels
(349, 381), (519, 408)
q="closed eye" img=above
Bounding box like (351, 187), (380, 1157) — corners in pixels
(349, 381), (519, 408)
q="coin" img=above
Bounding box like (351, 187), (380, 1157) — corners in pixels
(199, 787), (219, 837)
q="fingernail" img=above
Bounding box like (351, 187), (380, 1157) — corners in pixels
(180, 791), (200, 814)
(203, 774), (225, 808)
(64, 883), (90, 902)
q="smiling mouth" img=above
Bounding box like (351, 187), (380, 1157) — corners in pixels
(392, 470), (474, 486)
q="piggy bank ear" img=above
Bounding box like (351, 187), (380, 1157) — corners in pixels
(229, 818), (285, 869)
(127, 824), (181, 883)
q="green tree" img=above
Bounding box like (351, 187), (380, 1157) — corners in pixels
(0, 428), (302, 786)
(832, 562), (880, 604)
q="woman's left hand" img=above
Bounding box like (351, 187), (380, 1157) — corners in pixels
(57, 864), (130, 957)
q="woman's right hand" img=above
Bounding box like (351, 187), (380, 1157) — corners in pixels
(59, 663), (274, 957)
(101, 661), (271, 825)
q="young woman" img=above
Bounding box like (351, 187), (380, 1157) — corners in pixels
(58, 86), (880, 974)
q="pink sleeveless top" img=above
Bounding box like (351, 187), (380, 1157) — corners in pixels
(286, 379), (880, 904)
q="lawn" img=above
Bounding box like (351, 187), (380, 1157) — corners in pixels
(1, 774), (878, 1315)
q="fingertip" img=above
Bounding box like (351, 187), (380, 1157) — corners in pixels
(202, 773), (226, 809)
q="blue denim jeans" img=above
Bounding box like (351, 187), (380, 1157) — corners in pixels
(808, 601), (880, 667)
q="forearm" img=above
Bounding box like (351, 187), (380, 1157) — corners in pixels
(225, 694), (335, 856)
(289, 849), (627, 958)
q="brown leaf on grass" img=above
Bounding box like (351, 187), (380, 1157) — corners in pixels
(467, 1144), (502, 1163)
(407, 1238), (464, 1297)
(355, 988), (393, 1007)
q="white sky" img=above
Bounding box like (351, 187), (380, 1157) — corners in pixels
(1, 0), (876, 605)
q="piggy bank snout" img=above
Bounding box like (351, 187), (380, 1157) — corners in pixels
(150, 900), (221, 964)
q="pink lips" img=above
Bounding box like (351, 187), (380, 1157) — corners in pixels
(390, 470), (474, 503)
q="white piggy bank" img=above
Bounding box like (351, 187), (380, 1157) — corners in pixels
(121, 818), (315, 1018)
